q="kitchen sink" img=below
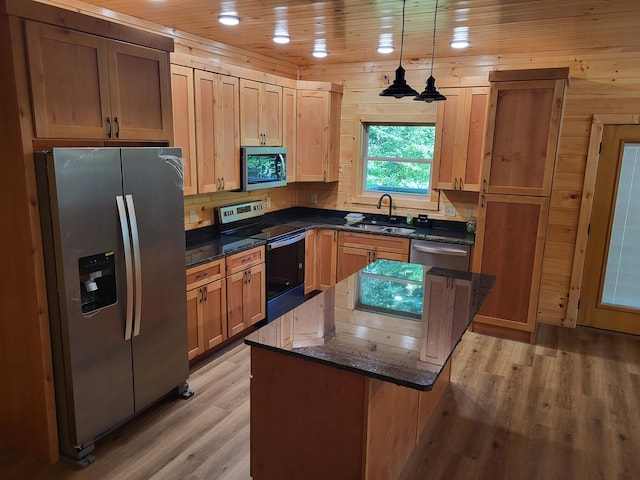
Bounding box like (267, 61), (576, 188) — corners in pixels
(353, 223), (415, 235)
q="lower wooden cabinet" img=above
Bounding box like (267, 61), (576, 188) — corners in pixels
(471, 194), (549, 342)
(316, 229), (338, 291)
(227, 263), (266, 335)
(304, 229), (317, 294)
(186, 259), (226, 360)
(336, 231), (409, 283)
(186, 246), (265, 360)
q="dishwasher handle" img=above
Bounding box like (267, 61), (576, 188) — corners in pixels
(411, 244), (469, 257)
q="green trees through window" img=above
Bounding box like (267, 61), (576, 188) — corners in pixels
(364, 124), (435, 195)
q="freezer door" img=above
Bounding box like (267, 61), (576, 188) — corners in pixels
(121, 147), (188, 411)
(44, 148), (135, 452)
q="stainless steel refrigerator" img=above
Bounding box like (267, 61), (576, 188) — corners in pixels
(35, 147), (190, 465)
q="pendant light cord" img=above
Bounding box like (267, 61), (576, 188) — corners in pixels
(399, 0), (407, 67)
(430, 0), (439, 76)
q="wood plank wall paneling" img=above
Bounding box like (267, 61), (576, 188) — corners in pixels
(300, 48), (640, 328)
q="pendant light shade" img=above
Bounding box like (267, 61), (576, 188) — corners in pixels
(380, 0), (417, 98)
(415, 0), (446, 103)
(414, 75), (446, 102)
(380, 65), (419, 98)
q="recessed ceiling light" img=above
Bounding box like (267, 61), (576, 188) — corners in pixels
(218, 14), (240, 26)
(312, 49), (328, 58)
(451, 40), (470, 49)
(273, 34), (291, 44)
(377, 45), (394, 54)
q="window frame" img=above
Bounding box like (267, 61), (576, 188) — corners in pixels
(362, 122), (435, 197)
(350, 113), (440, 212)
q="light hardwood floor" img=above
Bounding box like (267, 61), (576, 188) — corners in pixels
(1, 324), (639, 479)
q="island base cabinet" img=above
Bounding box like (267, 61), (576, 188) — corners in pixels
(250, 347), (450, 480)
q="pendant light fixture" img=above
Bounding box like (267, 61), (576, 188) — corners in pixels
(379, 0), (418, 98)
(414, 0), (446, 103)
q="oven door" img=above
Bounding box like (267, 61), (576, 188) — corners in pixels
(266, 231), (305, 321)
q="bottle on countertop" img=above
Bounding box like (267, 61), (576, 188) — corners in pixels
(406, 209), (413, 225)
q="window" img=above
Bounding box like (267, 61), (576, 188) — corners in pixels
(363, 124), (436, 196)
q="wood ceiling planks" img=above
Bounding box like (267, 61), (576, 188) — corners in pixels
(42, 0), (640, 66)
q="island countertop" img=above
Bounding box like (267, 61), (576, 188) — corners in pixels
(245, 260), (494, 391)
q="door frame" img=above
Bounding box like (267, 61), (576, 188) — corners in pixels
(566, 114), (640, 327)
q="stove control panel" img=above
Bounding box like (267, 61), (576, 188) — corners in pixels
(218, 200), (264, 224)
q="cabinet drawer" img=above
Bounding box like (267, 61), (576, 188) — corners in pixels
(226, 246), (265, 275)
(338, 232), (409, 255)
(186, 259), (225, 290)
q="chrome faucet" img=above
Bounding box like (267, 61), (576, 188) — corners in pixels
(376, 193), (393, 218)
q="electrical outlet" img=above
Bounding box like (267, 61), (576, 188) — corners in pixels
(189, 210), (197, 224)
(266, 197), (271, 208)
(464, 207), (473, 218)
(310, 193), (318, 204)
(444, 205), (456, 217)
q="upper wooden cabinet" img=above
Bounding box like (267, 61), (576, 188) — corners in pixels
(171, 64), (241, 195)
(26, 21), (172, 141)
(296, 88), (342, 182)
(240, 79), (283, 146)
(433, 87), (489, 192)
(194, 71), (241, 192)
(283, 87), (297, 182)
(481, 68), (569, 197)
(171, 65), (197, 195)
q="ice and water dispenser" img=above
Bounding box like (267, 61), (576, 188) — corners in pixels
(78, 252), (117, 313)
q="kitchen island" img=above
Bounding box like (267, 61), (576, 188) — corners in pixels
(245, 260), (494, 480)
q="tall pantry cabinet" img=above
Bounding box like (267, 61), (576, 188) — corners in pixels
(471, 68), (570, 343)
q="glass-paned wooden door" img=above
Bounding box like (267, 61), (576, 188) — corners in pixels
(581, 125), (640, 334)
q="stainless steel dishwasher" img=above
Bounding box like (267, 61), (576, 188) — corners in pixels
(409, 239), (471, 271)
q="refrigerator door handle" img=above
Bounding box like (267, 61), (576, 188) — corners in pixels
(116, 195), (135, 341)
(126, 194), (143, 337)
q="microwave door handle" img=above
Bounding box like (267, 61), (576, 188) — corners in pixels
(268, 232), (306, 250)
(276, 154), (284, 180)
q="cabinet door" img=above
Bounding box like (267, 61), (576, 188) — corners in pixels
(283, 87), (297, 182)
(25, 21), (111, 139)
(202, 279), (227, 350)
(472, 194), (549, 339)
(433, 87), (487, 192)
(246, 263), (266, 326)
(482, 78), (566, 196)
(171, 65), (197, 195)
(296, 90), (329, 182)
(216, 74), (241, 191)
(186, 287), (204, 360)
(304, 229), (317, 294)
(240, 79), (262, 146)
(337, 246), (370, 283)
(194, 70), (220, 193)
(316, 230), (337, 290)
(106, 40), (172, 141)
(433, 89), (463, 191)
(227, 270), (246, 337)
(262, 83), (283, 146)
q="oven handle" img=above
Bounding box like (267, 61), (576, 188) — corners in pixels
(268, 231), (306, 250)
(411, 244), (469, 257)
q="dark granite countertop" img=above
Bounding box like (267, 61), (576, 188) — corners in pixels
(185, 207), (475, 269)
(186, 226), (265, 269)
(245, 259), (494, 391)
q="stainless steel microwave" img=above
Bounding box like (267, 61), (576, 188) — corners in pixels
(241, 146), (287, 191)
